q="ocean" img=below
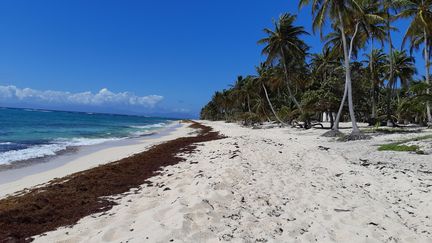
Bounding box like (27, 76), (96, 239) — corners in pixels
(0, 107), (177, 166)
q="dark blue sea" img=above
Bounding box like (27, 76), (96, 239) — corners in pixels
(0, 107), (176, 165)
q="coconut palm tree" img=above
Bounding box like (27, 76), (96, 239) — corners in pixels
(381, 49), (417, 123)
(213, 90), (234, 121)
(391, 50), (417, 91)
(230, 76), (250, 113)
(251, 96), (271, 122)
(300, 0), (368, 138)
(356, 0), (387, 43)
(324, 28), (358, 58)
(380, 0), (408, 125)
(364, 49), (387, 122)
(311, 47), (339, 76)
(254, 63), (287, 125)
(243, 76), (256, 113)
(396, 78), (432, 124)
(399, 0), (432, 124)
(258, 13), (309, 116)
(323, 27), (361, 132)
(353, 0), (387, 123)
(310, 47), (342, 126)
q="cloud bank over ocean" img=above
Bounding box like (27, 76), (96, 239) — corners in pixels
(0, 85), (163, 108)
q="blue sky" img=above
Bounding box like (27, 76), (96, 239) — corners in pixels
(0, 0), (424, 118)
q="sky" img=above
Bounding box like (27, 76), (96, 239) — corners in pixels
(0, 0), (424, 118)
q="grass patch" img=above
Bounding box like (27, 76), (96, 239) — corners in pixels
(378, 134), (432, 153)
(378, 144), (419, 152)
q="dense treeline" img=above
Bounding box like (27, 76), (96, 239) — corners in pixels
(200, 0), (432, 139)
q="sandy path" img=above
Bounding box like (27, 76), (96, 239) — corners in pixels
(34, 121), (432, 242)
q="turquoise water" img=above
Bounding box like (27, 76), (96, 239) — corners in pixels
(0, 107), (176, 165)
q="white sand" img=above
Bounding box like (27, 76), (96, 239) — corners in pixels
(0, 122), (193, 198)
(27, 121), (432, 242)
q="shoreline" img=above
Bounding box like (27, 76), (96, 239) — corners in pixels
(0, 121), (186, 198)
(0, 121), (177, 172)
(0, 121), (431, 242)
(0, 121), (223, 242)
(33, 121), (431, 242)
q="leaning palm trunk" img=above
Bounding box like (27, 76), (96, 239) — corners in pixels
(338, 11), (360, 134)
(332, 20), (360, 134)
(262, 84), (287, 125)
(425, 29), (432, 124)
(333, 78), (349, 130)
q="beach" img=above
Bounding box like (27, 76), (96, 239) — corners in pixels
(3, 0), (432, 242)
(0, 121), (191, 198)
(1, 121), (430, 242)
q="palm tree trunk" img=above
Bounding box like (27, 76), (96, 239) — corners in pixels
(280, 48), (304, 114)
(337, 10), (360, 134)
(424, 29), (432, 124)
(333, 78), (348, 130)
(386, 7), (395, 126)
(333, 23), (359, 130)
(262, 84), (287, 125)
(333, 17), (360, 134)
(329, 109), (334, 128)
(247, 94), (252, 113)
(369, 39), (377, 123)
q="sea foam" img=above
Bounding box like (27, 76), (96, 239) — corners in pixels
(0, 138), (120, 165)
(130, 123), (167, 129)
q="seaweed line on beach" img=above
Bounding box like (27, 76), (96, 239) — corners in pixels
(0, 121), (225, 243)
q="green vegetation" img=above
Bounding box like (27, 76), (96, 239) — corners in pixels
(201, 0), (432, 140)
(378, 144), (419, 152)
(378, 134), (432, 152)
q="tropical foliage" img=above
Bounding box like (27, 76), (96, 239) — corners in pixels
(200, 1), (432, 136)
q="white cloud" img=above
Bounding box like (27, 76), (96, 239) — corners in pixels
(0, 85), (163, 108)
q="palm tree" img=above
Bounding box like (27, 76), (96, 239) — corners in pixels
(323, 28), (360, 131)
(213, 90), (234, 121)
(243, 76), (256, 113)
(381, 0), (407, 125)
(310, 46), (341, 126)
(255, 64), (287, 125)
(230, 76), (250, 113)
(364, 49), (387, 122)
(311, 47), (341, 89)
(251, 96), (271, 122)
(357, 0), (387, 43)
(391, 50), (417, 91)
(300, 0), (367, 138)
(258, 13), (308, 116)
(396, 79), (432, 124)
(354, 0), (386, 123)
(381, 50), (416, 123)
(324, 28), (360, 58)
(399, 0), (432, 124)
